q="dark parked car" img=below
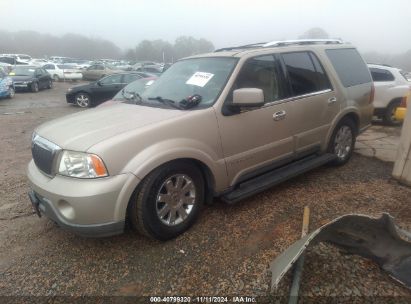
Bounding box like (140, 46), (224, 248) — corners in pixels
(9, 66), (53, 92)
(97, 76), (157, 107)
(66, 72), (152, 107)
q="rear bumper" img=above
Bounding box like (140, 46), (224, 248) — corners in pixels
(27, 160), (140, 237)
(62, 74), (83, 80)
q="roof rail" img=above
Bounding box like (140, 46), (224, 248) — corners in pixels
(262, 39), (343, 47)
(214, 39), (344, 52)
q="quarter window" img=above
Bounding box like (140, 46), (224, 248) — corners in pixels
(326, 48), (372, 87)
(229, 55), (286, 103)
(369, 68), (395, 82)
(282, 52), (331, 96)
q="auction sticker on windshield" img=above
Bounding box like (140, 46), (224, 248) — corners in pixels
(186, 72), (214, 87)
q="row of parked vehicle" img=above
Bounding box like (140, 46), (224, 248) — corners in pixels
(1, 51), (409, 126)
(0, 53), (169, 80)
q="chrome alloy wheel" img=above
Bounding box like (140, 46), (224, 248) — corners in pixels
(334, 125), (353, 160)
(156, 174), (196, 226)
(76, 94), (90, 107)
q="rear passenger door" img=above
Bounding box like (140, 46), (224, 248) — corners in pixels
(281, 51), (337, 155)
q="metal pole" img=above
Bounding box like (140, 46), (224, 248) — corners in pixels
(288, 206), (310, 304)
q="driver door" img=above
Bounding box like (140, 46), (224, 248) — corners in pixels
(216, 54), (297, 185)
(93, 74), (123, 103)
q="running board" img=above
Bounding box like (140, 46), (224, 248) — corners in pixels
(221, 153), (336, 204)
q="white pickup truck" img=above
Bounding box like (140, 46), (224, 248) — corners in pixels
(368, 64), (410, 125)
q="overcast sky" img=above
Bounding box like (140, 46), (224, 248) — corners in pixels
(1, 0), (410, 53)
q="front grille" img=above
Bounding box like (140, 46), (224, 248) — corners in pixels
(31, 136), (61, 176)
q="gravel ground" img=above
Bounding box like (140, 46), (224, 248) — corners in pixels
(0, 84), (410, 301)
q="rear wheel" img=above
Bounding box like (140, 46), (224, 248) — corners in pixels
(47, 79), (53, 89)
(383, 100), (401, 126)
(328, 118), (356, 166)
(128, 161), (205, 240)
(31, 82), (39, 93)
(75, 92), (91, 108)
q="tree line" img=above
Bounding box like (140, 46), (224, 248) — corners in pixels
(0, 30), (214, 62)
(0, 29), (410, 71)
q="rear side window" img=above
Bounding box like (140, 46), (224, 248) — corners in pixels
(282, 52), (331, 96)
(369, 68), (395, 82)
(326, 48), (371, 87)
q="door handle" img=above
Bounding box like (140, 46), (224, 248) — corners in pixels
(328, 97), (337, 104)
(273, 110), (286, 121)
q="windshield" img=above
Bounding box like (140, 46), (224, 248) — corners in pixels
(10, 66), (35, 76)
(140, 57), (237, 108)
(113, 77), (156, 101)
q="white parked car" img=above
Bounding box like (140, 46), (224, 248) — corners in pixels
(42, 63), (83, 82)
(368, 64), (411, 125)
(1, 53), (32, 63)
(30, 59), (50, 67)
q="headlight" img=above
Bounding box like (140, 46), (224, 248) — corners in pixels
(67, 88), (73, 92)
(58, 150), (108, 178)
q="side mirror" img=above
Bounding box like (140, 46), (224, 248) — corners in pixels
(97, 80), (102, 86)
(232, 88), (264, 107)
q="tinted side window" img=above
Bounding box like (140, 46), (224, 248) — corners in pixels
(282, 52), (323, 95)
(123, 74), (141, 83)
(229, 55), (286, 103)
(370, 68), (395, 82)
(100, 74), (122, 85)
(326, 48), (371, 87)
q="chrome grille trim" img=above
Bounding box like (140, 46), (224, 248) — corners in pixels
(31, 134), (62, 176)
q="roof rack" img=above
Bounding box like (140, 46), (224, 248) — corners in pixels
(214, 39), (344, 52)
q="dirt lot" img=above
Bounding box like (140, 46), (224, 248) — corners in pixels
(0, 83), (410, 300)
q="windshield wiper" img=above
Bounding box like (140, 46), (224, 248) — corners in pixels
(148, 94), (202, 110)
(148, 96), (182, 109)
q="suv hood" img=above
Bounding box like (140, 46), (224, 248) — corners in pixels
(35, 103), (187, 151)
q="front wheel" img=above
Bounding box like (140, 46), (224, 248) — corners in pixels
(31, 82), (39, 93)
(75, 92), (91, 108)
(7, 87), (15, 99)
(328, 118), (356, 166)
(128, 161), (205, 240)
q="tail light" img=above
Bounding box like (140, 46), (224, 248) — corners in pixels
(369, 84), (375, 104)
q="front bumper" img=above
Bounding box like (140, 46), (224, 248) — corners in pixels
(13, 82), (30, 90)
(27, 160), (140, 237)
(65, 93), (76, 104)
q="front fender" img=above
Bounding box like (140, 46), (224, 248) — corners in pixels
(123, 138), (228, 192)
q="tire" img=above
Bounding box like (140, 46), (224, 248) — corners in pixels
(31, 82), (39, 93)
(383, 100), (402, 126)
(53, 74), (60, 82)
(128, 161), (205, 241)
(75, 92), (91, 108)
(327, 118), (356, 166)
(7, 87), (15, 99)
(47, 79), (53, 89)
